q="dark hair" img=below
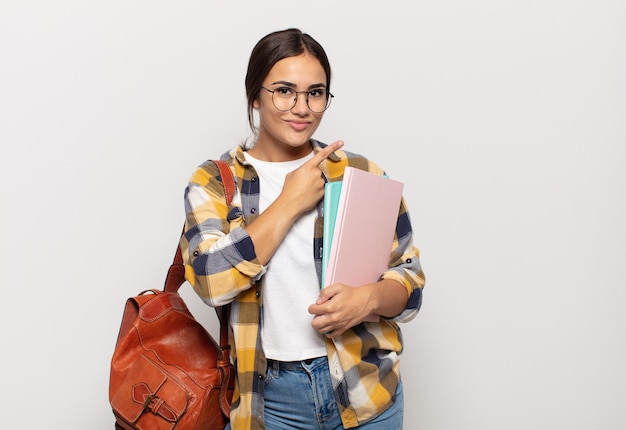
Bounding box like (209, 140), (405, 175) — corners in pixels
(245, 28), (332, 134)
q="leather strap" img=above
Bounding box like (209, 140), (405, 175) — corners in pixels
(163, 159), (235, 353)
(215, 159), (236, 208)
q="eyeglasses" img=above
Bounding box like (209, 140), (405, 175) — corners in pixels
(261, 86), (334, 113)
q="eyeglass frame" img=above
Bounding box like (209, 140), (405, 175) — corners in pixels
(261, 86), (334, 113)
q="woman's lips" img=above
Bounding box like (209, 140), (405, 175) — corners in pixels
(285, 120), (310, 131)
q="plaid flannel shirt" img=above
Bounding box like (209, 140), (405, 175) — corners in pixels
(181, 140), (425, 429)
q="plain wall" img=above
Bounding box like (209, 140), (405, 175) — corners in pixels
(1, 1), (625, 429)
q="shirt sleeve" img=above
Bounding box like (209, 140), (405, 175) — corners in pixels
(380, 198), (426, 323)
(180, 161), (265, 307)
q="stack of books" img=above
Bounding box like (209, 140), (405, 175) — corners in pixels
(322, 167), (404, 321)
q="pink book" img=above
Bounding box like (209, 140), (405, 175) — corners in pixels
(324, 167), (404, 321)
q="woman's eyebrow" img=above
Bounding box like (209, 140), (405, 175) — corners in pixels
(270, 80), (327, 89)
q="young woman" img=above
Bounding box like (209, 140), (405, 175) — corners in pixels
(181, 28), (425, 429)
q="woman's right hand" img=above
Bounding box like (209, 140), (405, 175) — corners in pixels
(279, 140), (344, 216)
(244, 140), (343, 265)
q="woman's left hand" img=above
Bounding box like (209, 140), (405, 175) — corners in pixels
(308, 284), (375, 337)
(309, 279), (408, 337)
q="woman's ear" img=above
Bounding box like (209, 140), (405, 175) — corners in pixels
(253, 98), (260, 109)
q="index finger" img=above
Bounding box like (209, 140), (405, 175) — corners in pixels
(310, 140), (344, 166)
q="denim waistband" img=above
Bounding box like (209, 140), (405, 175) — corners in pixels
(267, 356), (327, 370)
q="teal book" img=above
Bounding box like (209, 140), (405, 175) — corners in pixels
(322, 181), (343, 288)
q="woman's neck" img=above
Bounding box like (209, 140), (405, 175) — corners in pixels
(247, 140), (313, 162)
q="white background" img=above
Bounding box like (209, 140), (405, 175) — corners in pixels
(1, 1), (625, 429)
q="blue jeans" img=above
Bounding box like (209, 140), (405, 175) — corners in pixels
(226, 356), (403, 429)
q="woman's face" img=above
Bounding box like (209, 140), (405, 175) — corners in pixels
(252, 53), (327, 161)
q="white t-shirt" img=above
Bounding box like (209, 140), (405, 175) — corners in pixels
(244, 151), (327, 361)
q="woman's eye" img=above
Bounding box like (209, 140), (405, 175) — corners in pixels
(276, 87), (293, 96)
(309, 89), (326, 98)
